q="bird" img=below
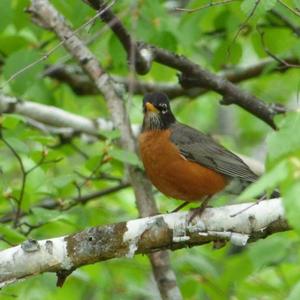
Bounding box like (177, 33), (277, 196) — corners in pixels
(138, 92), (278, 217)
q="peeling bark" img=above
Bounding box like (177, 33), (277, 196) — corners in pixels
(0, 199), (289, 288)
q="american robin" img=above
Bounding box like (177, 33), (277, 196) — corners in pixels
(139, 92), (277, 215)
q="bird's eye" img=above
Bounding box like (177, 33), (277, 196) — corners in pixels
(158, 103), (168, 114)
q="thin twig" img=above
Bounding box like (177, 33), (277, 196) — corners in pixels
(230, 197), (265, 218)
(54, 8), (130, 66)
(69, 142), (89, 159)
(65, 182), (130, 209)
(227, 0), (261, 60)
(74, 147), (111, 193)
(0, 236), (15, 247)
(0, 182), (131, 224)
(278, 0), (300, 17)
(176, 0), (238, 13)
(74, 170), (122, 182)
(19, 221), (47, 236)
(259, 29), (300, 69)
(0, 137), (63, 227)
(0, 136), (27, 227)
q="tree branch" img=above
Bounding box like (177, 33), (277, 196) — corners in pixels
(85, 0), (287, 129)
(43, 56), (299, 99)
(83, 0), (152, 75)
(0, 93), (105, 136)
(151, 46), (285, 129)
(43, 63), (200, 99)
(0, 198), (289, 288)
(28, 1), (182, 298)
(0, 93), (140, 138)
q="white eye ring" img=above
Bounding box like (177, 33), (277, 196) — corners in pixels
(159, 103), (168, 114)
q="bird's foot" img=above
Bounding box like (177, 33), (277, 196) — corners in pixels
(170, 201), (189, 213)
(188, 197), (211, 223)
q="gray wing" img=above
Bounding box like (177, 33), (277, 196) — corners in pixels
(170, 122), (258, 183)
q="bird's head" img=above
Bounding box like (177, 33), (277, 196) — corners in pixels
(142, 92), (176, 131)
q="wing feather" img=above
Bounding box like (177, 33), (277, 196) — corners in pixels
(170, 123), (258, 183)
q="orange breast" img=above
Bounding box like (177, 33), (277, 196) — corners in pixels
(139, 130), (228, 202)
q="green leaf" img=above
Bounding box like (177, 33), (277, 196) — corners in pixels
(51, 175), (76, 189)
(0, 224), (26, 243)
(282, 177), (300, 233)
(0, 0), (12, 31)
(2, 115), (25, 129)
(288, 280), (300, 300)
(267, 112), (300, 164)
(108, 35), (126, 71)
(261, 0), (277, 11)
(212, 41), (242, 69)
(4, 137), (29, 154)
(0, 35), (28, 55)
(30, 207), (72, 224)
(265, 29), (298, 54)
(28, 134), (56, 145)
(241, 0), (257, 15)
(241, 0), (277, 19)
(238, 161), (288, 201)
(178, 13), (202, 48)
(152, 31), (178, 52)
(293, 0), (300, 10)
(241, 0), (262, 17)
(100, 129), (121, 140)
(221, 254), (253, 286)
(248, 236), (290, 269)
(85, 155), (103, 172)
(3, 49), (44, 95)
(109, 148), (140, 166)
(12, 0), (29, 30)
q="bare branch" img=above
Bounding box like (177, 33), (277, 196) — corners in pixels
(86, 0), (286, 129)
(43, 55), (300, 98)
(0, 93), (140, 138)
(43, 63), (201, 98)
(83, 0), (152, 75)
(0, 93), (107, 136)
(152, 46), (286, 129)
(0, 198), (289, 288)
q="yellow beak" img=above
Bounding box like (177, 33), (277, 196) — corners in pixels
(145, 102), (159, 113)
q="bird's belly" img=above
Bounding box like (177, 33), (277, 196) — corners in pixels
(139, 130), (227, 202)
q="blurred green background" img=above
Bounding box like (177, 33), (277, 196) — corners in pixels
(1, 0), (300, 299)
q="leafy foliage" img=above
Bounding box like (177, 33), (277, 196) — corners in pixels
(0, 0), (300, 299)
